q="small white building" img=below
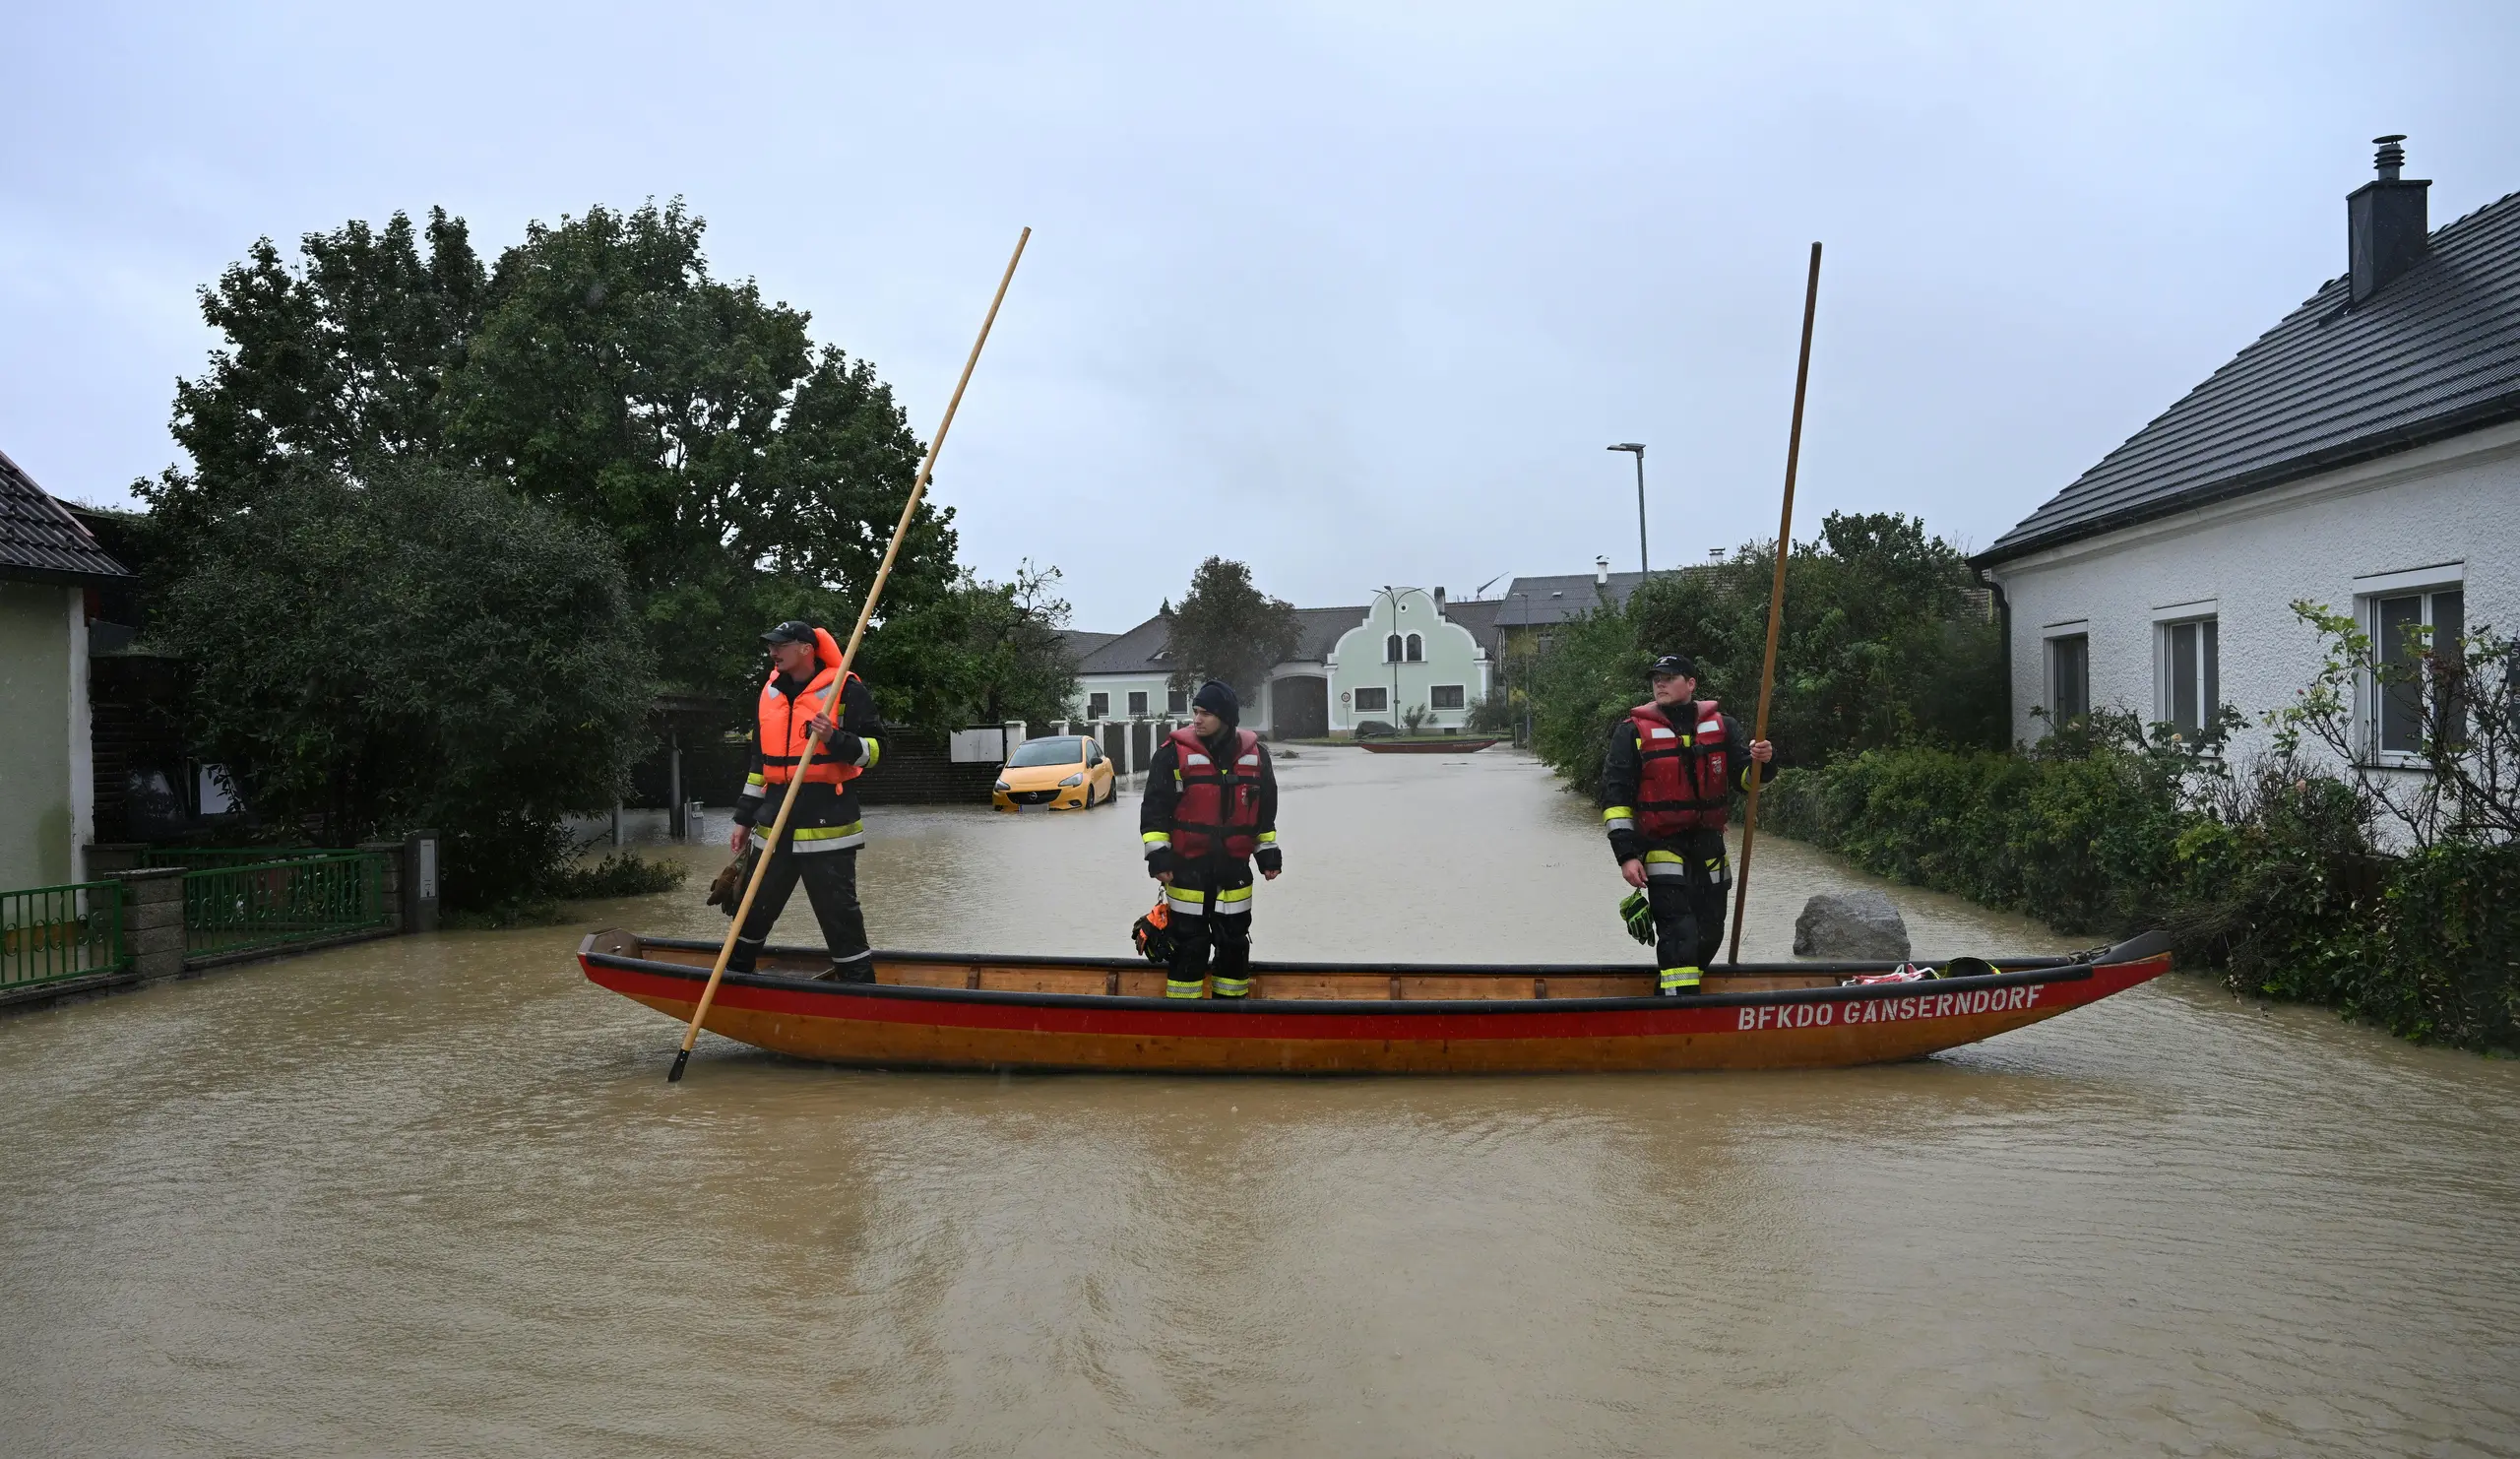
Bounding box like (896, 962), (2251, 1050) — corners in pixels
(1978, 138), (2519, 776)
(0, 450), (131, 891)
(1069, 592), (1500, 738)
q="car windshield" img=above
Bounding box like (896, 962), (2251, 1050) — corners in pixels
(1007, 736), (1086, 768)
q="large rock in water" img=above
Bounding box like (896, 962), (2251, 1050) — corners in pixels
(1794, 891), (1911, 960)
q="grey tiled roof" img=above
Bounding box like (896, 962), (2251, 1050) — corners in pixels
(1438, 597), (1502, 656)
(1076, 615), (1170, 675)
(1982, 188), (2520, 564)
(1057, 628), (1118, 663)
(0, 448), (131, 585)
(1495, 572), (1650, 627)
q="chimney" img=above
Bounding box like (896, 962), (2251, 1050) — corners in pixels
(1595, 555), (1610, 586)
(2348, 134), (2429, 304)
(1432, 586), (1446, 610)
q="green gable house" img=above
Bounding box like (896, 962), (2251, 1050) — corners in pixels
(0, 450), (131, 891)
(1069, 590), (1502, 738)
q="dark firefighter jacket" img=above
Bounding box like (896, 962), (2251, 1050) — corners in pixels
(1597, 705), (1774, 865)
(1141, 730), (1282, 879)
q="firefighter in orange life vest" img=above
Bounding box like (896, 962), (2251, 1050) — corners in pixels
(1600, 653), (1775, 993)
(1140, 679), (1281, 998)
(726, 620), (884, 981)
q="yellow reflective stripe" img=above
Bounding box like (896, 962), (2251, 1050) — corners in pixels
(792, 821), (865, 842)
(1165, 980), (1205, 999)
(1214, 884), (1253, 906)
(1255, 830), (1278, 844)
(1659, 966), (1702, 988)
(860, 737), (882, 768)
(1643, 849), (1686, 863)
(1212, 977), (1250, 996)
(1602, 805), (1635, 822)
(744, 773), (767, 788)
(1143, 832), (1172, 847)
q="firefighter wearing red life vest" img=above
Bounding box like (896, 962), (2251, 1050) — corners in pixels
(1599, 653), (1775, 994)
(1140, 679), (1282, 999)
(726, 620), (884, 980)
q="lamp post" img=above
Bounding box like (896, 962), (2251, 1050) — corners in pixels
(1513, 590), (1533, 745)
(1378, 584), (1404, 732)
(1607, 442), (1647, 575)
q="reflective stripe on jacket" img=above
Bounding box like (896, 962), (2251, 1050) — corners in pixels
(1165, 726), (1264, 860)
(757, 625), (868, 789)
(1625, 698), (1731, 836)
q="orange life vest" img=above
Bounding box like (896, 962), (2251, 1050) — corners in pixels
(1629, 699), (1731, 836)
(1167, 726), (1263, 859)
(758, 625), (864, 788)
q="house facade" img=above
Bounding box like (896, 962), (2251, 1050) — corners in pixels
(1069, 591), (1501, 738)
(0, 450), (132, 890)
(1978, 139), (2520, 777)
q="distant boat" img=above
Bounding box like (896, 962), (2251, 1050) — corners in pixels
(582, 930), (2173, 1075)
(1357, 736), (1500, 754)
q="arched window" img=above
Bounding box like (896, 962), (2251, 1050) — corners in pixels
(1385, 633), (1403, 663)
(1405, 633), (1423, 663)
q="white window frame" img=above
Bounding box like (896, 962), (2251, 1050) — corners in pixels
(1429, 684), (1466, 711)
(2153, 608), (2219, 741)
(1405, 632), (1423, 663)
(1086, 691), (1108, 719)
(1353, 685), (1390, 715)
(1166, 686), (1188, 715)
(1127, 690), (1150, 718)
(2355, 569), (2464, 767)
(2043, 625), (2090, 726)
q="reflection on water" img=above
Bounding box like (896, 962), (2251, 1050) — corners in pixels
(4, 748), (2515, 1456)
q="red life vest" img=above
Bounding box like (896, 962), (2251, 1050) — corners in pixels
(1628, 699), (1731, 836)
(758, 625), (864, 788)
(1166, 726), (1263, 859)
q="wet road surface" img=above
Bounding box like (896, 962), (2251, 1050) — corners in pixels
(5, 746), (2515, 1455)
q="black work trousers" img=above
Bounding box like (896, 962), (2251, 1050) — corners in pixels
(1642, 832), (1731, 973)
(729, 844), (869, 976)
(1165, 858), (1254, 994)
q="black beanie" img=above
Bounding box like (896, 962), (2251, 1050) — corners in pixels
(1191, 679), (1239, 728)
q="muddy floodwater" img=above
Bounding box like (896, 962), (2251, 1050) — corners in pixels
(5, 747), (2517, 1456)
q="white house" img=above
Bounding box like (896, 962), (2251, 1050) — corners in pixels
(1069, 591), (1500, 738)
(1977, 137), (2519, 779)
(0, 450), (131, 891)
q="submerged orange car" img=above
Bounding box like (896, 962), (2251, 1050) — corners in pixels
(992, 734), (1117, 810)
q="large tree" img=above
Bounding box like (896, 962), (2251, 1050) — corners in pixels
(152, 462), (654, 909)
(147, 200), (959, 713)
(1162, 557), (1301, 700)
(1527, 511), (2005, 789)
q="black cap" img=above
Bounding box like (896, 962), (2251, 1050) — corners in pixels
(1191, 679), (1240, 728)
(761, 620), (816, 646)
(1649, 653), (1697, 680)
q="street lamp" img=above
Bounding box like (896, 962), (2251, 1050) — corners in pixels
(1606, 442), (1647, 576)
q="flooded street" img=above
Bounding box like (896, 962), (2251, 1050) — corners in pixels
(5, 747), (2516, 1456)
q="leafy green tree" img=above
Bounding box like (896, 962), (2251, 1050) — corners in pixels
(857, 560), (1082, 729)
(151, 462), (654, 910)
(150, 200), (958, 714)
(1525, 511), (2005, 789)
(1161, 557), (1301, 701)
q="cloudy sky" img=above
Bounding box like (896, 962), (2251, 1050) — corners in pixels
(8, 1), (2517, 630)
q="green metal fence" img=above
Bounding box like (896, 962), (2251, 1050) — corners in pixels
(1, 880), (127, 990)
(142, 847), (332, 870)
(181, 854), (392, 960)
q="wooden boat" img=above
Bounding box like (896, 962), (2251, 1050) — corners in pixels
(1357, 736), (1500, 754)
(581, 929), (2173, 1075)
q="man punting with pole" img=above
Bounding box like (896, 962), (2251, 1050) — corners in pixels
(1599, 653), (1775, 995)
(726, 619), (884, 982)
(1141, 680), (1282, 999)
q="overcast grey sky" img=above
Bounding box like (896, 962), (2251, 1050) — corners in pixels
(8, 1), (2517, 629)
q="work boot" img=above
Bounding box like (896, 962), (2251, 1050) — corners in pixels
(1658, 965), (1702, 996)
(816, 958), (877, 983)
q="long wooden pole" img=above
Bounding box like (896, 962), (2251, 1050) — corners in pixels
(1726, 241), (1822, 967)
(668, 226), (1031, 1083)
